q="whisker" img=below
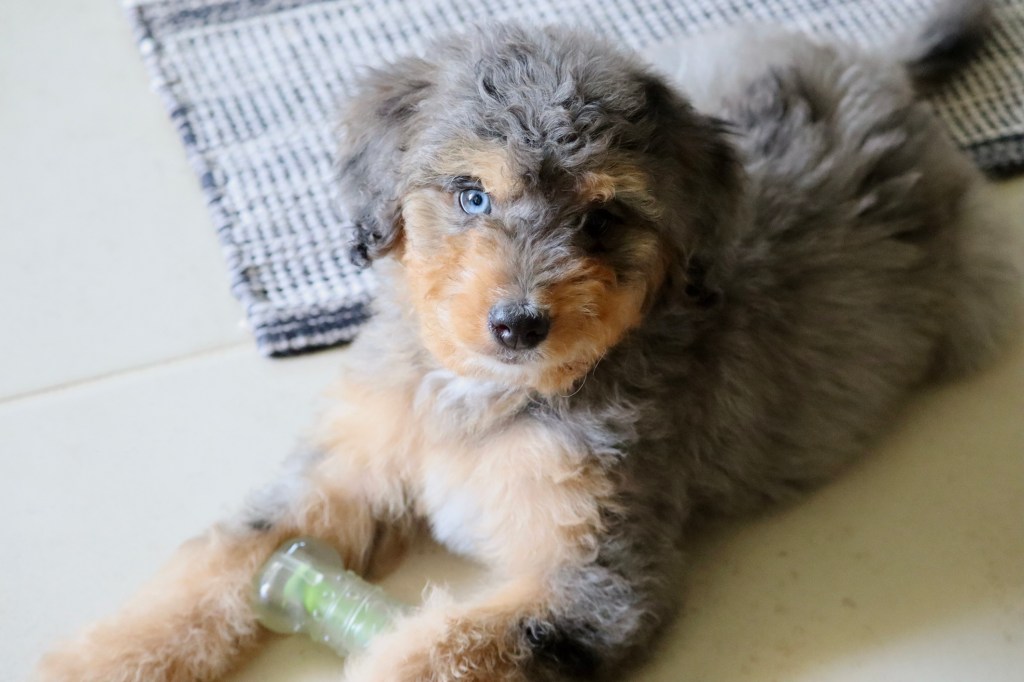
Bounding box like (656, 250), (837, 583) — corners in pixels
(558, 351), (607, 399)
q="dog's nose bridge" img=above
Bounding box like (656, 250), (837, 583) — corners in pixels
(504, 211), (577, 283)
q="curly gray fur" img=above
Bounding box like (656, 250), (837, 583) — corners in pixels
(336, 2), (1019, 677)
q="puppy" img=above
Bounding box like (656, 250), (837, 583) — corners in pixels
(37, 1), (1019, 680)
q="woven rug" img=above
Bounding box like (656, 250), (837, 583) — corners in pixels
(125, 0), (1024, 356)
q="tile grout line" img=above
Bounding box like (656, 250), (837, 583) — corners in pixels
(0, 341), (255, 407)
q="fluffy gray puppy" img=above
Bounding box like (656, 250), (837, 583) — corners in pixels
(35, 2), (1020, 681)
(339, 2), (1018, 678)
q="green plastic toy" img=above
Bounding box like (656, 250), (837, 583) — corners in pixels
(252, 537), (409, 656)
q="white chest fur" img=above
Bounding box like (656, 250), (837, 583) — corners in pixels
(412, 370), (528, 557)
(410, 375), (603, 570)
(420, 467), (485, 556)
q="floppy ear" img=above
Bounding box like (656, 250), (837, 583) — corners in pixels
(338, 57), (436, 267)
(633, 72), (744, 304)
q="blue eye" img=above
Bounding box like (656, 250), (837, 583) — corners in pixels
(458, 188), (491, 215)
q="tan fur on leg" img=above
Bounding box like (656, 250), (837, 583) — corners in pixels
(343, 579), (545, 682)
(35, 472), (412, 682)
(35, 527), (285, 682)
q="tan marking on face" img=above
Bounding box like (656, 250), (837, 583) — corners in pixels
(535, 240), (666, 393)
(399, 185), (668, 395)
(436, 140), (520, 202)
(400, 187), (512, 377)
(578, 165), (660, 218)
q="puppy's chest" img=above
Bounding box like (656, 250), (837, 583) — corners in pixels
(419, 466), (487, 556)
(415, 435), (598, 568)
(411, 372), (607, 567)
(412, 371), (535, 558)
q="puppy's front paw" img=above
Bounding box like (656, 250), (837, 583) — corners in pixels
(33, 637), (139, 682)
(33, 611), (253, 682)
(33, 649), (80, 682)
(344, 595), (529, 682)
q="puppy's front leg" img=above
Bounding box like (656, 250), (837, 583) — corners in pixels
(341, 577), (542, 682)
(35, 445), (414, 682)
(343, 554), (673, 682)
(343, 427), (675, 681)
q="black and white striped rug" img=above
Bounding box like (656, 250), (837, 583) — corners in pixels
(125, 0), (1024, 356)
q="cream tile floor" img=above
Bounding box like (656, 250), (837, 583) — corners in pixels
(3, 3), (1023, 682)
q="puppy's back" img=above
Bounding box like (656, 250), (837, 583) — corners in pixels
(709, 11), (1019, 380)
(654, 11), (1020, 513)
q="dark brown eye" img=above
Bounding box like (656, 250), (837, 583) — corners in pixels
(581, 208), (616, 250)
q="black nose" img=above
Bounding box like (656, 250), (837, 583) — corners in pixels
(488, 302), (551, 350)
